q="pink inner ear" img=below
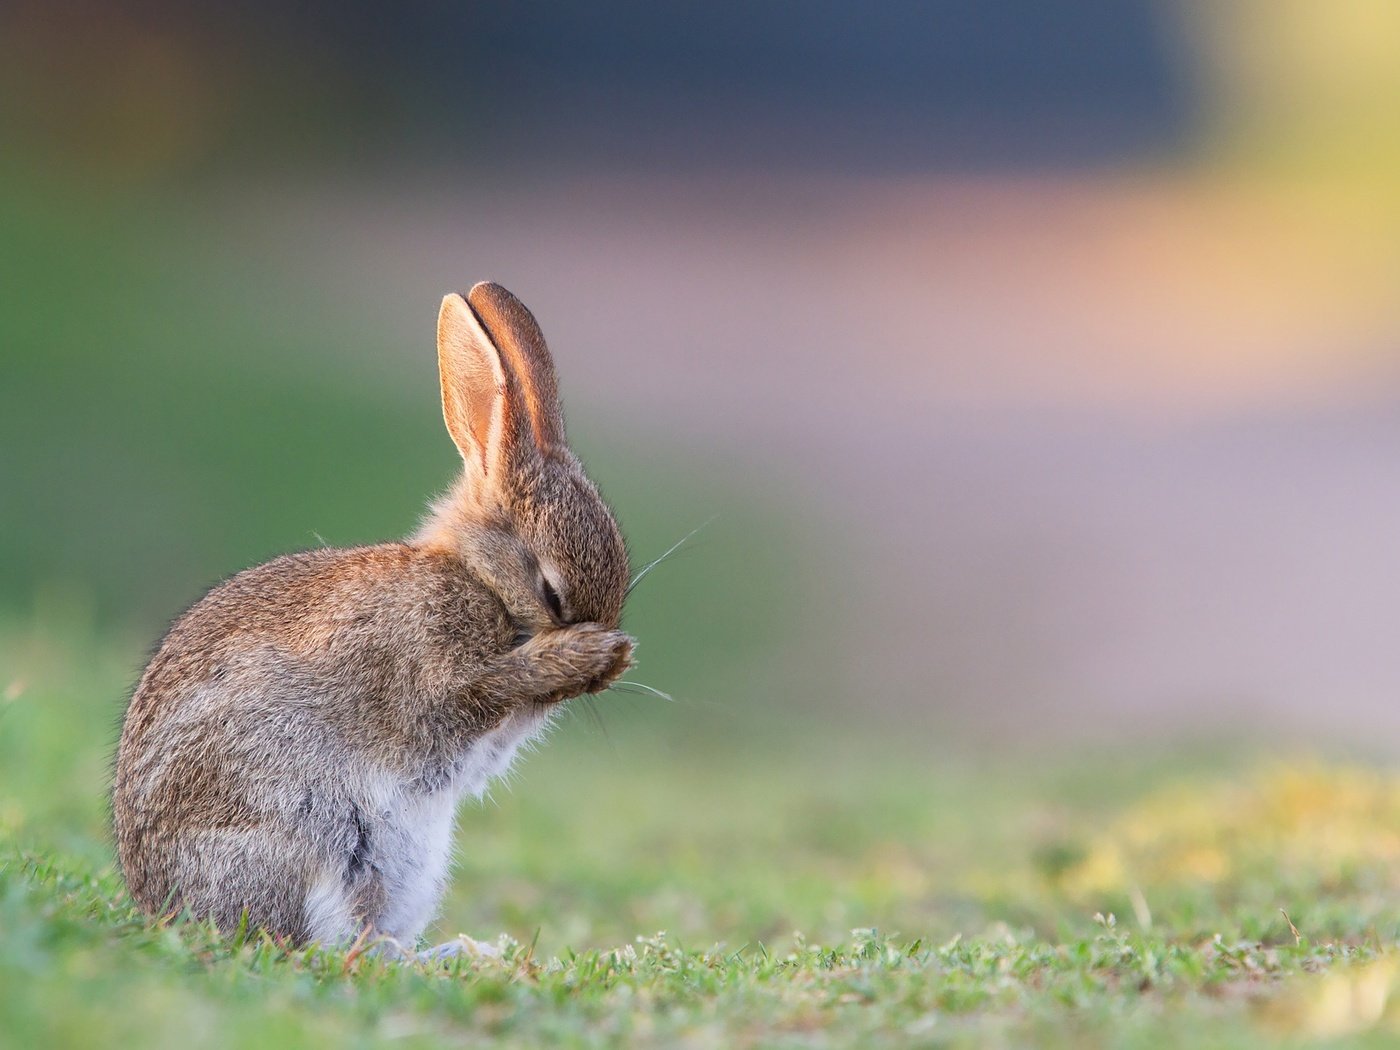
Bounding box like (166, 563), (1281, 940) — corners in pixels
(438, 294), (507, 472)
(457, 346), (500, 458)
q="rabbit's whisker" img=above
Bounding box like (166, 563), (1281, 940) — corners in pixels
(609, 680), (676, 703)
(627, 516), (716, 595)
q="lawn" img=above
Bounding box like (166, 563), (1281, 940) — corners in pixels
(4, 613), (1400, 1047)
(5, 179), (1400, 1047)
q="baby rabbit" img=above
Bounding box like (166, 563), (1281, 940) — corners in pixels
(113, 282), (633, 954)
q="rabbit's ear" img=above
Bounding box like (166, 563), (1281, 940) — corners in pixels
(466, 282), (566, 453)
(437, 293), (513, 493)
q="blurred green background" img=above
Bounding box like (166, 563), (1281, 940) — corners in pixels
(0, 181), (820, 706)
(5, 4), (1400, 1041)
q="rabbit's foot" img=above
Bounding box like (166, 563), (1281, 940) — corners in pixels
(417, 934), (502, 963)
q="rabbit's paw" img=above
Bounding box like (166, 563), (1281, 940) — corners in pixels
(417, 934), (502, 964)
(528, 622), (634, 701)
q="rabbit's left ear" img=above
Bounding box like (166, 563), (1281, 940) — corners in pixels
(437, 292), (513, 496)
(466, 282), (566, 454)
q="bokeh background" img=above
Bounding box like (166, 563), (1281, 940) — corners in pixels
(7, 0), (1400, 741)
(5, 0), (1400, 957)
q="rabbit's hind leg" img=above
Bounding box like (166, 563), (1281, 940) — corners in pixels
(167, 827), (326, 943)
(302, 867), (368, 946)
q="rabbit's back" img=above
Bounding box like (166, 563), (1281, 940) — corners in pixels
(113, 542), (514, 941)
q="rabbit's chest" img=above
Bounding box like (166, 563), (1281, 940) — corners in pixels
(361, 707), (553, 940)
(367, 785), (459, 939)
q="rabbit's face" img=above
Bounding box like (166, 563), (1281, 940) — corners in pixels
(514, 458), (629, 630)
(425, 283), (630, 637)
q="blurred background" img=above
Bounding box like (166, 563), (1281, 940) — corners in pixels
(4, 0), (1400, 754)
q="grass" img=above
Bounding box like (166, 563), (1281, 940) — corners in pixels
(6, 612), (1400, 1048)
(3, 855), (1384, 1050)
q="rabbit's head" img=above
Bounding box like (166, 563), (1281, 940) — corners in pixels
(418, 282), (629, 636)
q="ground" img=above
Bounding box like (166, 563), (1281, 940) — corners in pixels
(4, 613), (1400, 1048)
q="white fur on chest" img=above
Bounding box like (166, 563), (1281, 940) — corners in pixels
(306, 707), (553, 946)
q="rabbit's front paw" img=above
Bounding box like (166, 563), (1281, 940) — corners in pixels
(582, 627), (634, 696)
(528, 622), (633, 701)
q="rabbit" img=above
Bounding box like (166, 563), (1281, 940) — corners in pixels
(112, 282), (634, 956)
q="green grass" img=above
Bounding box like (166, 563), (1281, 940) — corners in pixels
(2, 853), (1384, 1050)
(6, 613), (1400, 1048)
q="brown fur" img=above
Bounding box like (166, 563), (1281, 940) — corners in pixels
(113, 283), (633, 948)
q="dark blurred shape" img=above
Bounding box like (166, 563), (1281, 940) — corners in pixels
(2, 1), (1195, 178)
(357, 0), (1196, 169)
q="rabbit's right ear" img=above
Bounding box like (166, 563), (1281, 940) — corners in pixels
(437, 293), (511, 497)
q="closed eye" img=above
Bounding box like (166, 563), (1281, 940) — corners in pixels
(540, 577), (565, 622)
